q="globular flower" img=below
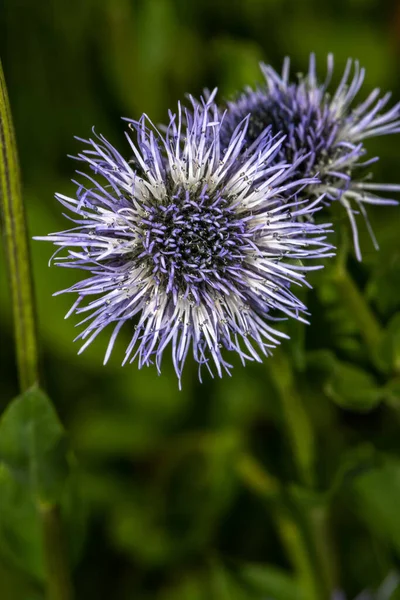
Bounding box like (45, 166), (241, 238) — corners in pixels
(36, 96), (332, 384)
(221, 54), (400, 260)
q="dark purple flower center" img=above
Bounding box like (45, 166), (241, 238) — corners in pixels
(138, 186), (249, 293)
(223, 87), (340, 171)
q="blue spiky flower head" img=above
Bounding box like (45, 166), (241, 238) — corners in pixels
(36, 94), (332, 384)
(221, 54), (400, 260)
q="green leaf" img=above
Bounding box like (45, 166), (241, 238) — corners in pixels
(367, 252), (400, 316)
(327, 444), (378, 498)
(0, 462), (45, 579)
(0, 388), (85, 581)
(237, 562), (304, 600)
(208, 560), (244, 600)
(353, 458), (400, 558)
(236, 453), (280, 500)
(385, 377), (400, 408)
(325, 359), (383, 412)
(0, 387), (69, 503)
(158, 566), (250, 600)
(379, 313), (400, 374)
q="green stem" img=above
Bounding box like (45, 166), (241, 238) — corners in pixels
(268, 348), (315, 488)
(0, 59), (39, 390)
(308, 504), (337, 595)
(268, 349), (336, 599)
(333, 265), (383, 367)
(40, 503), (74, 600)
(332, 222), (383, 369)
(237, 453), (320, 600)
(0, 58), (73, 600)
(276, 510), (321, 600)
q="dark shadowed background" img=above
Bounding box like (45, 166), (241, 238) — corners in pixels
(1, 0), (400, 599)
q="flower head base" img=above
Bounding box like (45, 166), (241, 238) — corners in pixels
(221, 54), (400, 260)
(36, 96), (332, 384)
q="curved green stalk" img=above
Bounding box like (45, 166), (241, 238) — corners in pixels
(268, 348), (315, 488)
(40, 503), (75, 600)
(332, 223), (384, 370)
(333, 265), (383, 366)
(238, 451), (332, 600)
(268, 349), (337, 598)
(0, 58), (39, 390)
(0, 58), (73, 600)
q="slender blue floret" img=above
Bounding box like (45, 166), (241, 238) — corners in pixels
(36, 95), (332, 384)
(221, 54), (400, 260)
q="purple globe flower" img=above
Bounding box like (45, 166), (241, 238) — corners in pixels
(36, 97), (332, 384)
(221, 54), (400, 260)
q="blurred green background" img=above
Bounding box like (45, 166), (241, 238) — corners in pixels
(1, 0), (400, 598)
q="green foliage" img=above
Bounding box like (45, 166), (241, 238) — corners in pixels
(1, 0), (400, 598)
(325, 359), (383, 412)
(0, 388), (69, 503)
(380, 314), (400, 374)
(0, 388), (85, 584)
(236, 562), (304, 600)
(353, 457), (400, 557)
